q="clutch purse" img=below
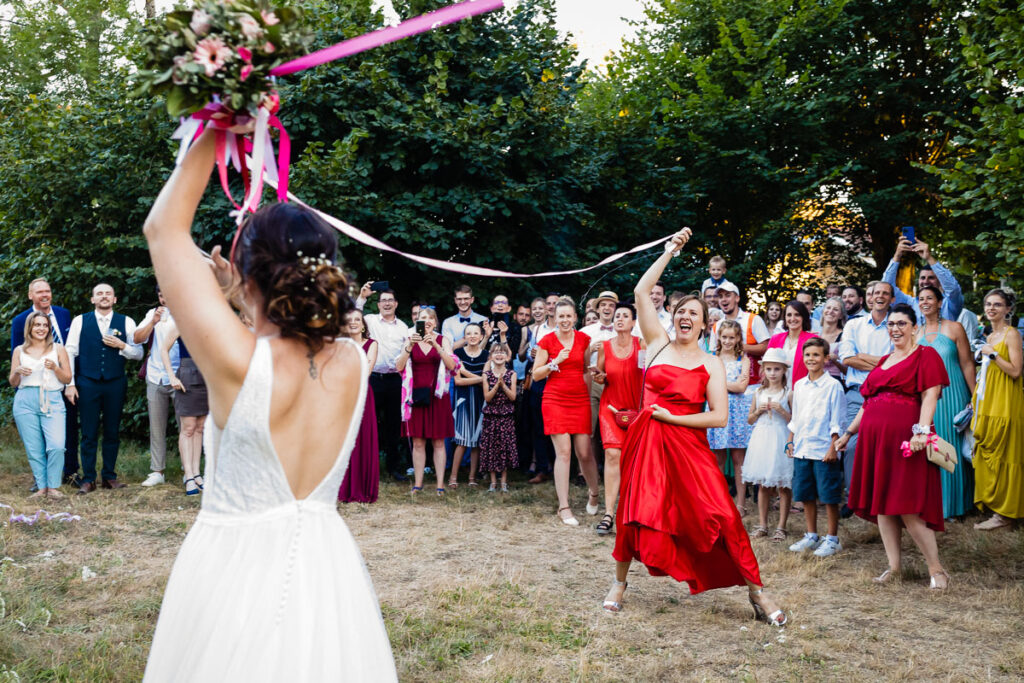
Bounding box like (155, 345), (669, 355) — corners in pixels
(901, 433), (957, 473)
(926, 434), (958, 473)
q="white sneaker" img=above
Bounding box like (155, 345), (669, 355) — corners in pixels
(141, 472), (165, 487)
(788, 533), (822, 552)
(813, 538), (842, 557)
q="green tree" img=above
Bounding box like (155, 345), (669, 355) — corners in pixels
(924, 0), (1024, 290)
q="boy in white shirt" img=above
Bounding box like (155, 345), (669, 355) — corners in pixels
(786, 337), (847, 557)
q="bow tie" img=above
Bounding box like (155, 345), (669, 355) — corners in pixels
(601, 325), (613, 331)
(459, 317), (471, 323)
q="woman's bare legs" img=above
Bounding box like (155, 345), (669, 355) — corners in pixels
(449, 444), (466, 485)
(574, 433), (601, 508)
(411, 438), (427, 488)
(903, 514), (946, 586)
(876, 514), (904, 573)
(731, 448), (746, 511)
(431, 440), (446, 490)
(551, 433), (573, 515)
(603, 447), (622, 515)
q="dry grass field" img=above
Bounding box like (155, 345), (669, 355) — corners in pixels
(0, 435), (1023, 682)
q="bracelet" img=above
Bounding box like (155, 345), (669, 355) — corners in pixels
(911, 424), (932, 435)
(845, 429), (856, 436)
(785, 441), (794, 448)
(547, 362), (560, 373)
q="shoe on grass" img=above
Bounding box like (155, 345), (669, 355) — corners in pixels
(812, 537), (842, 557)
(141, 472), (165, 487)
(788, 533), (822, 552)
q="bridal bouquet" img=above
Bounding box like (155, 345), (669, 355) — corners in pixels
(134, 0), (313, 117)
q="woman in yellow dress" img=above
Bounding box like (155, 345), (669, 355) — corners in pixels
(971, 289), (1024, 530)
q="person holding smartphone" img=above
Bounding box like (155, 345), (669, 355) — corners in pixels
(880, 228), (964, 323)
(397, 307), (457, 494)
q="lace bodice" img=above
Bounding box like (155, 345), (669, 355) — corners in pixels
(200, 337), (367, 517)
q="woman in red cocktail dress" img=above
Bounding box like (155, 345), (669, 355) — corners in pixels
(602, 230), (786, 627)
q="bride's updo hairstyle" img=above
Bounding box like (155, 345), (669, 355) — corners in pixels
(232, 203), (354, 352)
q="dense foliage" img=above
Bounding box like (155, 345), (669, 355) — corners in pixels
(0, 0), (1019, 433)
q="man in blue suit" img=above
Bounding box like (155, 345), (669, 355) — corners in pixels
(11, 278), (78, 485)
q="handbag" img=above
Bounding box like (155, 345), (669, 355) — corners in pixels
(612, 342), (669, 429)
(926, 434), (958, 474)
(411, 386), (433, 407)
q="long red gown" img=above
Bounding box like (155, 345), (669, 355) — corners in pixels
(848, 346), (949, 531)
(613, 364), (762, 593)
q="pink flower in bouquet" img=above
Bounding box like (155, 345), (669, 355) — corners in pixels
(260, 10), (280, 26)
(189, 9), (212, 36)
(237, 46), (253, 82)
(237, 13), (263, 41)
(263, 41), (276, 54)
(262, 91), (281, 114)
(194, 37), (233, 77)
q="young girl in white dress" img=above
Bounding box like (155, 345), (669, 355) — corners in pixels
(743, 348), (793, 542)
(142, 122), (397, 681)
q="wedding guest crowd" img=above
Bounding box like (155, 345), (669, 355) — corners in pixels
(7, 226), (1024, 571)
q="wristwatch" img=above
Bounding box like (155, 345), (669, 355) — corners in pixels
(988, 352), (998, 361)
(911, 424), (931, 435)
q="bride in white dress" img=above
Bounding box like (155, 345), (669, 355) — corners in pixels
(142, 123), (397, 682)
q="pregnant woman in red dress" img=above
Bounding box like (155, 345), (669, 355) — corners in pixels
(532, 297), (601, 526)
(603, 230), (786, 626)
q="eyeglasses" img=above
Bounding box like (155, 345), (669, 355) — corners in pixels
(420, 304), (436, 310)
(886, 320), (911, 329)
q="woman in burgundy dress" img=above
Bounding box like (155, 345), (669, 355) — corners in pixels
(591, 302), (644, 535)
(603, 230), (786, 626)
(835, 303), (951, 589)
(397, 307), (456, 495)
(338, 309), (380, 503)
(532, 296), (601, 526)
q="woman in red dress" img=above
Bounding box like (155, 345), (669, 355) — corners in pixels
(591, 302), (644, 535)
(835, 303), (951, 589)
(532, 296), (601, 526)
(603, 230), (786, 626)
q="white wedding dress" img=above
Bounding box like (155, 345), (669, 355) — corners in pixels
(145, 338), (397, 682)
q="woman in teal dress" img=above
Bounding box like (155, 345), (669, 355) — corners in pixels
(918, 286), (976, 518)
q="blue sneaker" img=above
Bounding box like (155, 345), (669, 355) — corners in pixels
(788, 533), (822, 552)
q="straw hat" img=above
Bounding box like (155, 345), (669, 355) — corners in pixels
(595, 291), (619, 305)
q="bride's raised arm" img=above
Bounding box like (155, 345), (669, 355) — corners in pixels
(634, 228), (691, 348)
(143, 127), (256, 424)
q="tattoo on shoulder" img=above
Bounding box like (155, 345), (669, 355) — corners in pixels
(307, 350), (318, 380)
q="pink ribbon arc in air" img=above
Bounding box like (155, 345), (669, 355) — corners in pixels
(261, 175), (675, 278)
(270, 0), (505, 77)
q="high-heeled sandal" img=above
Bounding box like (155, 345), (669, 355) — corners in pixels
(586, 490), (600, 516)
(410, 486), (423, 494)
(447, 480), (458, 489)
(436, 487), (446, 496)
(194, 475), (204, 490)
(929, 570), (951, 590)
(184, 478), (200, 496)
(558, 506), (579, 527)
(748, 588), (787, 627)
(873, 568), (899, 584)
(602, 579), (627, 612)
(751, 525), (769, 538)
(596, 514), (615, 536)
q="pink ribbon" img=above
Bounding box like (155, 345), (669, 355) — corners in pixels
(900, 432), (938, 458)
(0, 503), (81, 526)
(270, 0), (504, 77)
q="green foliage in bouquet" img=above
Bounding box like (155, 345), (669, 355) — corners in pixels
(134, 0), (314, 117)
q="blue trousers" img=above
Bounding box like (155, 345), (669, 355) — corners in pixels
(13, 387), (66, 489)
(843, 386), (864, 493)
(78, 375), (127, 483)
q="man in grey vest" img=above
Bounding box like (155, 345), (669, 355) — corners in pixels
(65, 283), (143, 493)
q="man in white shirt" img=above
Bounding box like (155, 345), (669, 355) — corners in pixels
(441, 284), (488, 350)
(650, 280), (674, 338)
(357, 284), (411, 481)
(65, 283), (143, 493)
(580, 291), (619, 438)
(836, 280), (894, 498)
(133, 287), (179, 487)
(710, 282), (770, 384)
